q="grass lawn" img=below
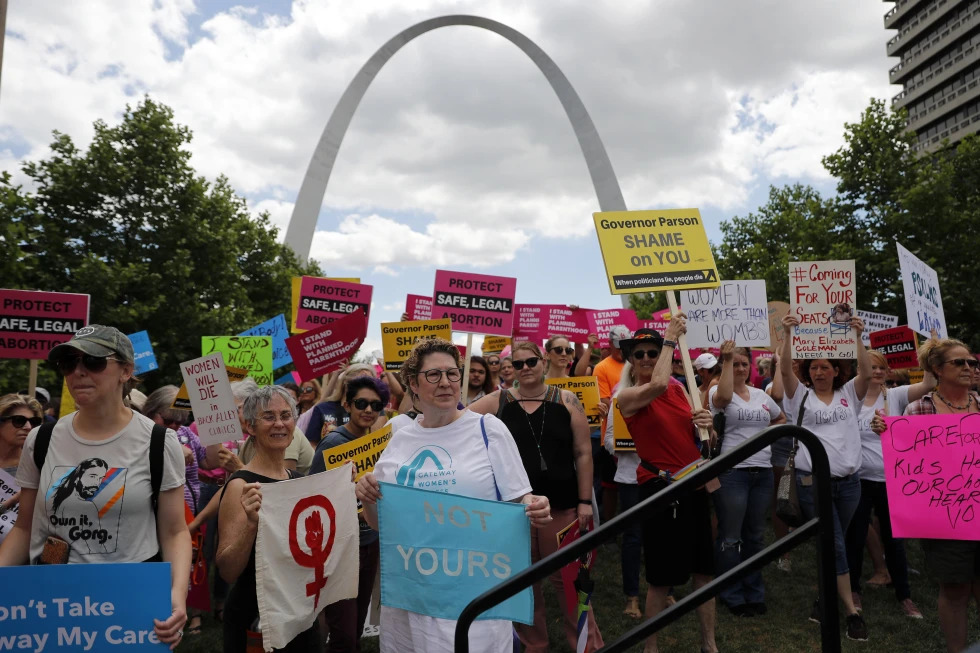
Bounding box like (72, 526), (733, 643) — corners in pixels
(181, 520), (979, 652)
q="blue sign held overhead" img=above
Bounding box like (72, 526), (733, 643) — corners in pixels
(0, 562), (172, 652)
(240, 314), (292, 370)
(378, 482), (533, 625)
(127, 330), (158, 376)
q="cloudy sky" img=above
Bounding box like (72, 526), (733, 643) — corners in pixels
(2, 0), (896, 356)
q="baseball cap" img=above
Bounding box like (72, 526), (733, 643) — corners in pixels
(48, 325), (135, 365)
(608, 325), (632, 349)
(618, 328), (664, 358)
(694, 353), (718, 370)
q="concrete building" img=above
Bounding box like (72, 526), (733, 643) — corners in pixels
(886, 0), (980, 152)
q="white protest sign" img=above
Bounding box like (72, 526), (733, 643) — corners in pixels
(897, 242), (947, 338)
(681, 280), (770, 348)
(856, 309), (898, 346)
(0, 469), (19, 544)
(179, 352), (243, 446)
(789, 260), (857, 359)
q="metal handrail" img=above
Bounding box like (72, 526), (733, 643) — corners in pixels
(454, 423), (842, 653)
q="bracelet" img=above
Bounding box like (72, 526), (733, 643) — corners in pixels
(662, 339), (677, 348)
(578, 499), (592, 505)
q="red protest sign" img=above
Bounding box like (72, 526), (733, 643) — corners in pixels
(0, 289), (90, 360)
(285, 310), (367, 381)
(295, 277), (372, 332)
(405, 294), (433, 321)
(432, 270), (516, 337)
(870, 326), (919, 370)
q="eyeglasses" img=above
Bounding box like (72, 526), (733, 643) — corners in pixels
(884, 380), (898, 387)
(54, 354), (124, 375)
(352, 398), (385, 412)
(301, 386), (315, 393)
(512, 357), (541, 370)
(258, 411), (295, 424)
(550, 347), (574, 355)
(487, 359), (500, 365)
(1, 415), (43, 429)
(945, 358), (980, 369)
(632, 349), (660, 360)
(419, 368), (463, 384)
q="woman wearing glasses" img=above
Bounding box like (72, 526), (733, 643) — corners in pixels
(309, 376), (389, 653)
(356, 337), (551, 653)
(544, 335), (575, 380)
(0, 325), (190, 650)
(0, 394), (43, 476)
(469, 342), (601, 653)
(296, 379), (321, 416)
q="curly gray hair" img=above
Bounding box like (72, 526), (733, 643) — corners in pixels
(240, 384), (297, 430)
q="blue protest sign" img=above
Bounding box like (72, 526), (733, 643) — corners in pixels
(127, 330), (158, 376)
(240, 314), (292, 370)
(0, 562), (171, 651)
(378, 482), (533, 624)
(275, 371), (299, 386)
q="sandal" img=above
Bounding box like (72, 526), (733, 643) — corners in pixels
(623, 596), (642, 618)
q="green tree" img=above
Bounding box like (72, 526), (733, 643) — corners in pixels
(0, 97), (321, 394)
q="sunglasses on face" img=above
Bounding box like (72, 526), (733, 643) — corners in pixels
(352, 398), (385, 412)
(512, 357), (541, 370)
(632, 349), (660, 360)
(301, 386), (315, 393)
(1, 415), (43, 429)
(419, 368), (463, 384)
(487, 360), (500, 366)
(550, 347), (574, 355)
(54, 354), (123, 375)
(884, 380), (898, 387)
(945, 358), (980, 369)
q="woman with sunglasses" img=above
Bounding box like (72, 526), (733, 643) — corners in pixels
(485, 352), (503, 388)
(544, 335), (575, 380)
(356, 337), (551, 653)
(0, 394), (43, 476)
(303, 364), (378, 444)
(0, 325), (190, 650)
(296, 379), (321, 416)
(309, 376), (389, 653)
(469, 342), (602, 652)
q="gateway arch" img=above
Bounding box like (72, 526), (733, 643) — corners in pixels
(285, 14), (629, 306)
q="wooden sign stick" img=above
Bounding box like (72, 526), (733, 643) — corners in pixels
(28, 360), (38, 398)
(460, 332), (474, 405)
(665, 292), (710, 443)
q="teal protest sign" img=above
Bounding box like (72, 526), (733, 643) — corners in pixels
(240, 314), (292, 370)
(127, 330), (158, 376)
(378, 482), (533, 624)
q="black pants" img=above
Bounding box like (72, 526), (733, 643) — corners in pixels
(844, 479), (911, 600)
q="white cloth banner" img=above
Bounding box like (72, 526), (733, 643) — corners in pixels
(256, 463), (359, 651)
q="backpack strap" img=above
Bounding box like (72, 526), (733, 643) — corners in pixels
(479, 415), (502, 501)
(32, 422), (57, 471)
(150, 424), (167, 516)
(789, 390), (810, 460)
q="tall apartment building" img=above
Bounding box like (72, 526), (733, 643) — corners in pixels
(886, 0), (980, 152)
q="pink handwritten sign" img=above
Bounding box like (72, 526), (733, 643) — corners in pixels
(0, 289), (90, 360)
(406, 294), (433, 321)
(432, 270), (516, 337)
(295, 277), (372, 332)
(586, 309), (637, 348)
(285, 310), (368, 381)
(882, 414), (980, 539)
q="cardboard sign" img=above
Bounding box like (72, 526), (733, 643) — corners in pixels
(681, 280), (770, 348)
(291, 276), (362, 333)
(515, 304), (549, 340)
(321, 423), (392, 480)
(380, 319), (453, 371)
(0, 563), (172, 652)
(870, 326), (920, 370)
(126, 330), (158, 376)
(638, 308), (673, 336)
(546, 376), (601, 429)
(240, 314), (292, 370)
(179, 353), (243, 446)
(285, 309), (368, 381)
(378, 483), (533, 624)
(882, 414), (980, 539)
(592, 209), (720, 293)
(897, 242), (947, 338)
(586, 309), (638, 349)
(788, 260), (857, 359)
(515, 305), (591, 341)
(173, 365), (248, 410)
(406, 294), (433, 321)
(482, 336), (511, 355)
(767, 301), (790, 353)
(0, 469), (19, 544)
(0, 289), (90, 360)
(432, 270), (517, 337)
(856, 309), (898, 347)
(295, 276), (372, 333)
(202, 336), (273, 385)
(611, 398), (635, 452)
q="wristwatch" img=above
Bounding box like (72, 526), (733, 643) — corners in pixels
(662, 339), (677, 349)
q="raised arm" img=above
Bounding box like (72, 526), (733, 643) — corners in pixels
(574, 333), (599, 376)
(779, 314), (801, 399)
(851, 316), (871, 401)
(907, 368), (938, 403)
(713, 340), (736, 410)
(767, 351), (784, 404)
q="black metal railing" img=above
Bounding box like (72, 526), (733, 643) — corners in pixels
(455, 423), (841, 652)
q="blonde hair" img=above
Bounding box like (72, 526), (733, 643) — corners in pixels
(918, 338), (970, 376)
(868, 349), (888, 369)
(513, 341), (547, 384)
(543, 335), (571, 375)
(0, 394), (43, 420)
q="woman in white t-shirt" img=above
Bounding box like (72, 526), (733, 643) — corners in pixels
(779, 314), (870, 641)
(356, 337), (552, 653)
(844, 349), (933, 619)
(710, 341), (785, 616)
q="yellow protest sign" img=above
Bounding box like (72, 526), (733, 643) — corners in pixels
(59, 381), (75, 418)
(546, 376), (601, 429)
(908, 368), (924, 384)
(321, 423), (392, 480)
(482, 336), (512, 355)
(290, 275), (361, 333)
(592, 209), (719, 294)
(173, 365), (249, 410)
(611, 398), (635, 452)
(381, 319), (453, 371)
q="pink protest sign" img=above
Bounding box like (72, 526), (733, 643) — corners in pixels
(586, 309), (638, 348)
(406, 294), (433, 321)
(546, 306), (591, 341)
(295, 277), (372, 332)
(882, 414), (980, 539)
(750, 350), (773, 388)
(515, 304), (549, 340)
(285, 310), (368, 381)
(432, 270), (516, 337)
(0, 289), (90, 360)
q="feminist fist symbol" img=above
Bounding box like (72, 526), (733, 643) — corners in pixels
(288, 496), (336, 608)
